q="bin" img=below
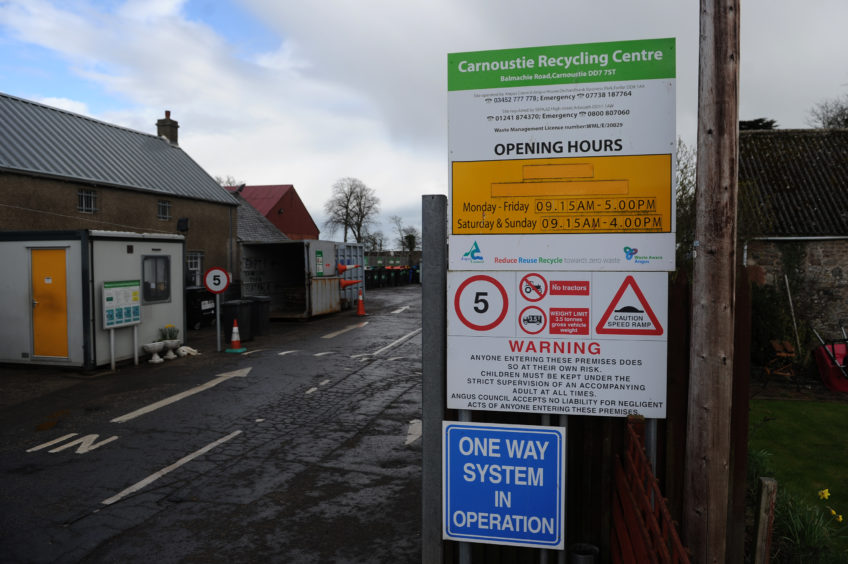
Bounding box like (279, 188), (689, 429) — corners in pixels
(186, 286), (216, 330)
(220, 300), (254, 342)
(569, 543), (599, 564)
(247, 295), (271, 336)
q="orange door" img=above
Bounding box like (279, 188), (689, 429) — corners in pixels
(31, 248), (69, 358)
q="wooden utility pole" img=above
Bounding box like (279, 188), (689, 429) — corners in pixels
(683, 0), (740, 561)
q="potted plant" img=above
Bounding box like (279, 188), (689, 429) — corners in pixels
(159, 324), (181, 360)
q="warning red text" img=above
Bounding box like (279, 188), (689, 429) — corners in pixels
(549, 308), (589, 335)
(550, 280), (590, 295)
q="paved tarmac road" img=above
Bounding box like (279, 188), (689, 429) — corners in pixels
(0, 285), (423, 563)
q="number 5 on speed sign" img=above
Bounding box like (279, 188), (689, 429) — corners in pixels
(448, 272), (514, 337)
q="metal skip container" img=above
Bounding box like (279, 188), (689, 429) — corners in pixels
(240, 240), (341, 319)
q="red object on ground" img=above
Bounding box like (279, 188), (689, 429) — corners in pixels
(814, 343), (848, 392)
(357, 290), (366, 316)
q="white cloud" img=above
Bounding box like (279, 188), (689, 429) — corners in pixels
(34, 96), (90, 115)
(2, 0), (847, 238)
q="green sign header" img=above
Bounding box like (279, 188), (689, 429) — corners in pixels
(104, 280), (140, 288)
(448, 38), (675, 91)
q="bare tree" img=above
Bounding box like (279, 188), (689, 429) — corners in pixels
(808, 93), (848, 129)
(389, 215), (420, 251)
(323, 178), (380, 243)
(675, 137), (697, 273)
(214, 175), (244, 187)
(401, 226), (421, 252)
(361, 230), (385, 252)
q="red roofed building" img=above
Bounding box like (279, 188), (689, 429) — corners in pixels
(226, 184), (319, 240)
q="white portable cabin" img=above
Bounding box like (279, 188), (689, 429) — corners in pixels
(0, 230), (184, 369)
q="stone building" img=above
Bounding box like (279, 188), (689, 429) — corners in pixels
(0, 93), (239, 286)
(739, 129), (848, 338)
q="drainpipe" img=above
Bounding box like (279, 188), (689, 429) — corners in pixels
(229, 207), (234, 277)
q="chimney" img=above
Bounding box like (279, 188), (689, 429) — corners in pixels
(156, 110), (179, 145)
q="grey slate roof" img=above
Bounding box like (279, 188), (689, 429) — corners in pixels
(235, 194), (289, 243)
(739, 129), (848, 237)
(0, 92), (237, 206)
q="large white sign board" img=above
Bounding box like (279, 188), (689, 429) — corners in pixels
(447, 271), (667, 418)
(448, 38), (676, 271)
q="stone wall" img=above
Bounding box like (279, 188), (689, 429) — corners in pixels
(0, 171), (235, 278)
(745, 238), (848, 338)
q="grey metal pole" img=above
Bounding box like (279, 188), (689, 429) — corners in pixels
(559, 414), (568, 564)
(216, 294), (222, 352)
(422, 195), (447, 564)
(540, 414), (551, 564)
(458, 409), (472, 564)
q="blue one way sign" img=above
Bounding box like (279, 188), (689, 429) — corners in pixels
(443, 421), (565, 549)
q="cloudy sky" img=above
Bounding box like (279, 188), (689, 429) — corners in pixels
(1, 0), (846, 243)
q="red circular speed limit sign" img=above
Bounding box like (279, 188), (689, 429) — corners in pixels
(454, 275), (509, 331)
(204, 267), (230, 294)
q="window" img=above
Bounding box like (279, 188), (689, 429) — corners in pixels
(186, 251), (204, 287)
(142, 256), (171, 303)
(78, 189), (97, 213)
(158, 200), (172, 220)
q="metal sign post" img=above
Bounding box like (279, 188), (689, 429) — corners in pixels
(439, 36), (677, 558)
(204, 267), (230, 352)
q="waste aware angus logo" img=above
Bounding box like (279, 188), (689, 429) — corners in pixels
(596, 275), (663, 335)
(462, 241), (484, 263)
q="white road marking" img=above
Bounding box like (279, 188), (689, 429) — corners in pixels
(314, 351), (333, 357)
(242, 349), (266, 356)
(27, 433), (78, 453)
(392, 306), (410, 314)
(110, 367), (253, 423)
(319, 379), (330, 386)
(305, 387), (318, 395)
(372, 328), (422, 356)
(322, 321), (368, 339)
(278, 350), (299, 356)
(49, 434), (118, 454)
(101, 430), (242, 506)
(405, 419), (422, 445)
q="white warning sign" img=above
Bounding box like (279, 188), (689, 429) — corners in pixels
(447, 271), (667, 418)
(596, 276), (663, 336)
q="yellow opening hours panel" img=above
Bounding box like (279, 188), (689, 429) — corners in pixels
(452, 154), (672, 235)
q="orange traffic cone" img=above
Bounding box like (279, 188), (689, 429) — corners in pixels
(357, 289), (367, 316)
(337, 263), (361, 275)
(340, 279), (361, 289)
(225, 319), (247, 353)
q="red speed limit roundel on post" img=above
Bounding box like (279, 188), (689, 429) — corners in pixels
(454, 275), (509, 331)
(204, 267), (230, 294)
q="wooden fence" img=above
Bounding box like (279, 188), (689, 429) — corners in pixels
(612, 417), (690, 563)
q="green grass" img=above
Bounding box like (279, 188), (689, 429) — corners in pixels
(749, 399), (848, 503)
(749, 399), (848, 559)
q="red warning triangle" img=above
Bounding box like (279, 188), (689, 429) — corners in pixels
(595, 275), (663, 336)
